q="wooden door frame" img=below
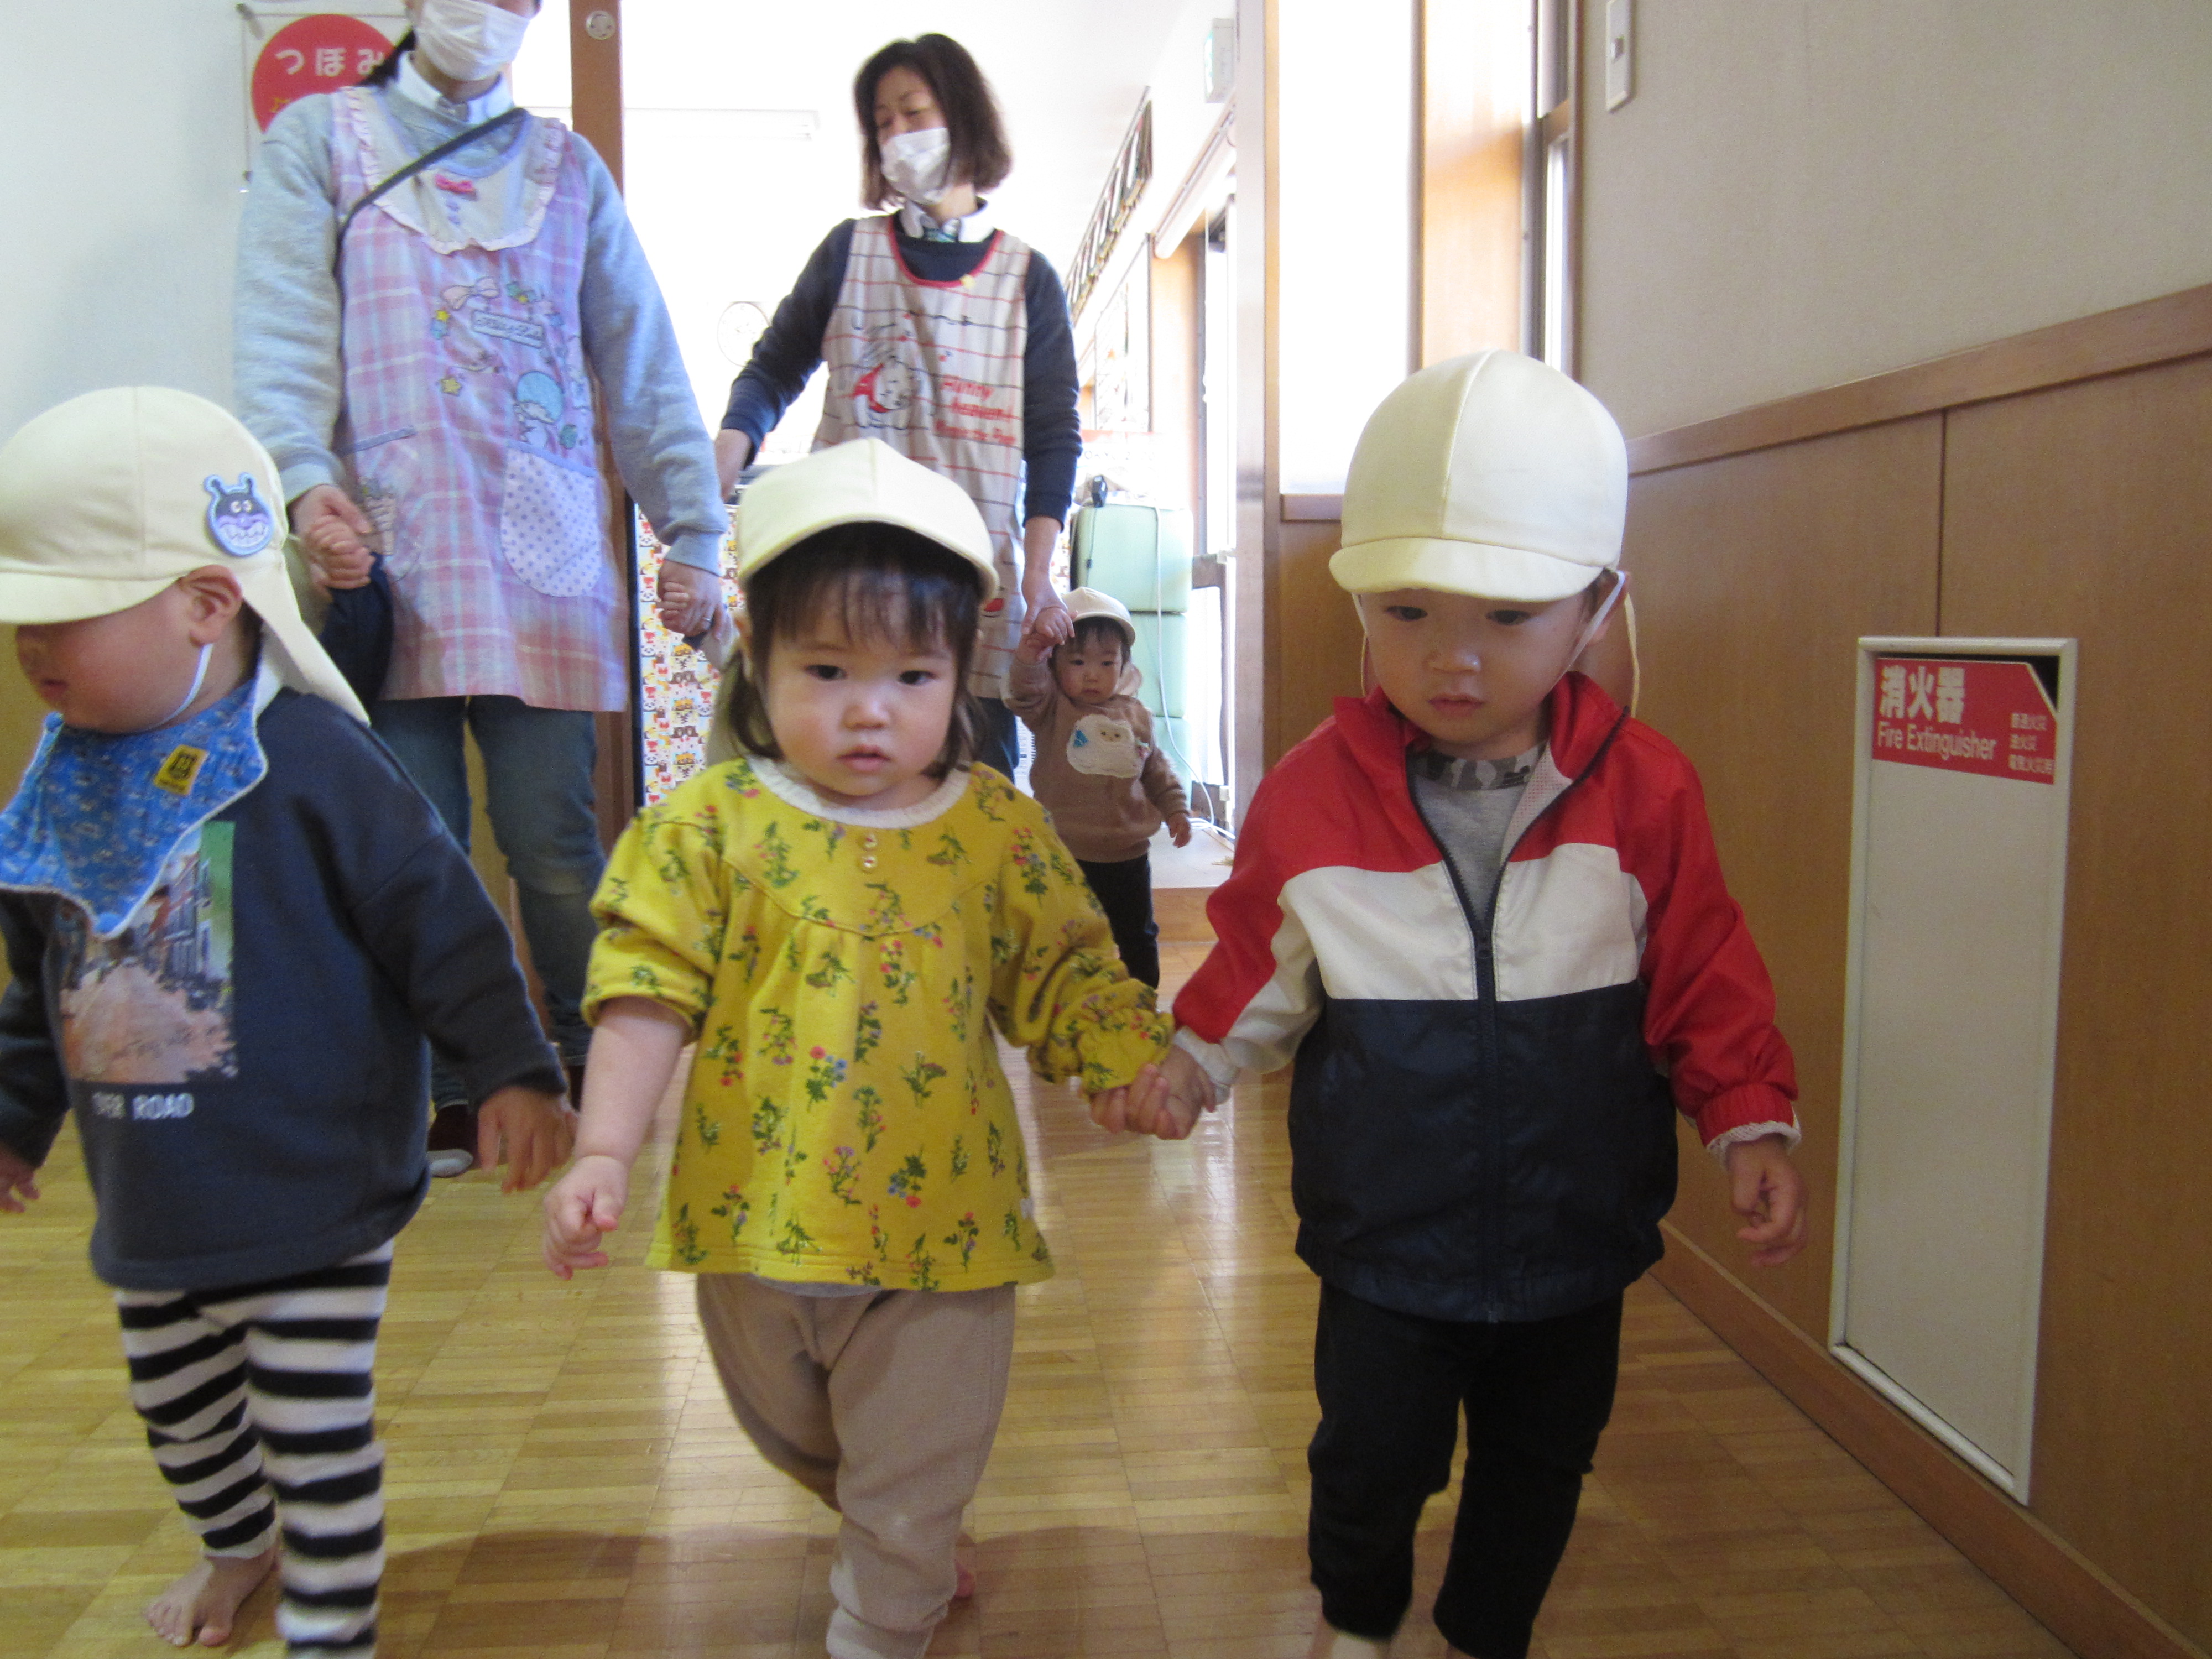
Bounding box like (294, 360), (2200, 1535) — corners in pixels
(566, 1), (638, 847)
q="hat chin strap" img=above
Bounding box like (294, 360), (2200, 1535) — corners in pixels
(1570, 570), (1628, 664)
(158, 643), (215, 728)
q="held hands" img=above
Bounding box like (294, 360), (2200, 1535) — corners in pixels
(542, 1154), (630, 1279)
(656, 562), (726, 641)
(0, 1145), (40, 1214)
(291, 483), (377, 591)
(475, 1087), (577, 1193)
(1091, 1045), (1218, 1141)
(1725, 1134), (1808, 1266)
(1167, 812), (1193, 849)
(1014, 608), (1061, 665)
(1023, 580), (1072, 651)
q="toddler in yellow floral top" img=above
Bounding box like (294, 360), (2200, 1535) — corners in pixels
(542, 440), (1171, 1659)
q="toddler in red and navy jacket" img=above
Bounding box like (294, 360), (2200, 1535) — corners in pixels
(1113, 352), (1808, 1659)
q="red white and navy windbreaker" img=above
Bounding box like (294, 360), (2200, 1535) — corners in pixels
(1175, 674), (1798, 1323)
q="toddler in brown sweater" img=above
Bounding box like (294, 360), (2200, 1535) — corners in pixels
(1006, 587), (1190, 987)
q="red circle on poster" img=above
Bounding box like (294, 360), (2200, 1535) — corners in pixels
(250, 15), (397, 131)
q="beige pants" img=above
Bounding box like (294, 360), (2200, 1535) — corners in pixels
(696, 1276), (1016, 1659)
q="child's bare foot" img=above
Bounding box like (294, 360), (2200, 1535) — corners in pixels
(144, 1549), (275, 1648)
(954, 1532), (977, 1600)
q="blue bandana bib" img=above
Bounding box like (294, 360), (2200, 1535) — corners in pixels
(0, 677), (268, 938)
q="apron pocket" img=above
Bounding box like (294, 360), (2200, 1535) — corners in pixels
(498, 446), (608, 598)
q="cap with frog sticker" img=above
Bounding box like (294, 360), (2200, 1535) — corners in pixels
(0, 387), (365, 720)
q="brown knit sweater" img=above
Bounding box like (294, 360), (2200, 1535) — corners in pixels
(1006, 656), (1188, 863)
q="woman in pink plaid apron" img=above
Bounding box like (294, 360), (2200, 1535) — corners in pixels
(234, 0), (728, 1163)
(714, 33), (1084, 782)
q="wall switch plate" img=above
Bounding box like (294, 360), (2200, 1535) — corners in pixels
(1204, 18), (1235, 105)
(1605, 0), (1633, 109)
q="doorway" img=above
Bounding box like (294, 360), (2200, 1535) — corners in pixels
(515, 1), (1250, 818)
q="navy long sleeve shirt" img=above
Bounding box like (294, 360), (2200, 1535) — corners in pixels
(721, 218), (1083, 526)
(0, 690), (562, 1291)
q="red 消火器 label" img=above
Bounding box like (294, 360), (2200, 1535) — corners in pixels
(1871, 658), (2057, 785)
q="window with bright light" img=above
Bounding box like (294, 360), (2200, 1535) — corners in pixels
(1528, 0), (1576, 372)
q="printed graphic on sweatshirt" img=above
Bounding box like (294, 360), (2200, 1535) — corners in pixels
(1066, 713), (1145, 779)
(58, 823), (237, 1084)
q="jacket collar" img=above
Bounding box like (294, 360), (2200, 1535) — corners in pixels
(1329, 671), (1628, 820)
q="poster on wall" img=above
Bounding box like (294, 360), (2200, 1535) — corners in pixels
(1089, 262), (1151, 435)
(238, 5), (406, 163)
(1080, 257), (1155, 497)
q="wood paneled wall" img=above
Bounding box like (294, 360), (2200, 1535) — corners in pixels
(1149, 233), (1204, 542)
(1625, 293), (2212, 1659)
(1626, 420), (1943, 1342)
(1265, 515), (1360, 764)
(1940, 359), (2212, 1646)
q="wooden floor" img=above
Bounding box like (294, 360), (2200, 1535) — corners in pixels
(0, 941), (2069, 1659)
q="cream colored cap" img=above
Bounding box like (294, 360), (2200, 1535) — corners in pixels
(0, 387), (367, 721)
(1330, 351), (1627, 604)
(1063, 586), (1136, 648)
(734, 439), (998, 598)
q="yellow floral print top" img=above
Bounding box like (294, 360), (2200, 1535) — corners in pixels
(585, 756), (1171, 1289)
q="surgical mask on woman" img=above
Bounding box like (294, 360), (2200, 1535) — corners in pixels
(414, 0), (532, 85)
(879, 127), (953, 209)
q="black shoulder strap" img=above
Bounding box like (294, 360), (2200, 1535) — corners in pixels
(334, 103), (530, 254)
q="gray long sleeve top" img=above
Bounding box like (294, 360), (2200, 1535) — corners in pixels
(233, 71), (727, 571)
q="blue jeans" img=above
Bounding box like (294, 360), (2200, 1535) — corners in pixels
(372, 696), (603, 1070)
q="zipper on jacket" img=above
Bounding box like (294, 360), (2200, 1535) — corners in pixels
(1404, 757), (1505, 1316)
(1401, 709), (1627, 1319)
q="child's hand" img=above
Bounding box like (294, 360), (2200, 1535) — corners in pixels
(0, 1145), (40, 1214)
(543, 1155), (629, 1279)
(291, 483), (377, 591)
(656, 561), (723, 639)
(1167, 812), (1193, 848)
(1094, 1047), (1217, 1141)
(1014, 610), (1059, 664)
(477, 1087), (577, 1193)
(1725, 1134), (1807, 1266)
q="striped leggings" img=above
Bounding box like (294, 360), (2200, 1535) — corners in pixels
(117, 1245), (391, 1659)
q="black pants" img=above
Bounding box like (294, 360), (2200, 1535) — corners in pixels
(1076, 853), (1159, 988)
(1307, 1282), (1623, 1658)
(974, 696), (1020, 781)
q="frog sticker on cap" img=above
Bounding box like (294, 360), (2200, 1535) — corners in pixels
(203, 474), (275, 558)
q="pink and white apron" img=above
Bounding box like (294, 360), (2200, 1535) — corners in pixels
(325, 88), (625, 712)
(814, 217), (1030, 696)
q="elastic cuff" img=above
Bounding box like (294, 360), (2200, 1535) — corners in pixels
(204, 1523), (279, 1560)
(1172, 1027), (1240, 1093)
(825, 1604), (935, 1659)
(660, 531), (727, 574)
(1705, 1120), (1802, 1161)
(277, 459), (339, 506)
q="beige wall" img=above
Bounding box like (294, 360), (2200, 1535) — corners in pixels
(1575, 1), (2212, 437)
(0, 1), (245, 440)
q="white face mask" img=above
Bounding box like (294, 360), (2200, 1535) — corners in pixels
(413, 0), (531, 85)
(880, 126), (953, 208)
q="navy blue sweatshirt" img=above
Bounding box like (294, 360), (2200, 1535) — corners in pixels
(0, 690), (563, 1291)
(721, 217), (1082, 525)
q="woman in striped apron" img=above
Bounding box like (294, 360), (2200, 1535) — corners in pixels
(234, 0), (728, 1155)
(716, 33), (1083, 781)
